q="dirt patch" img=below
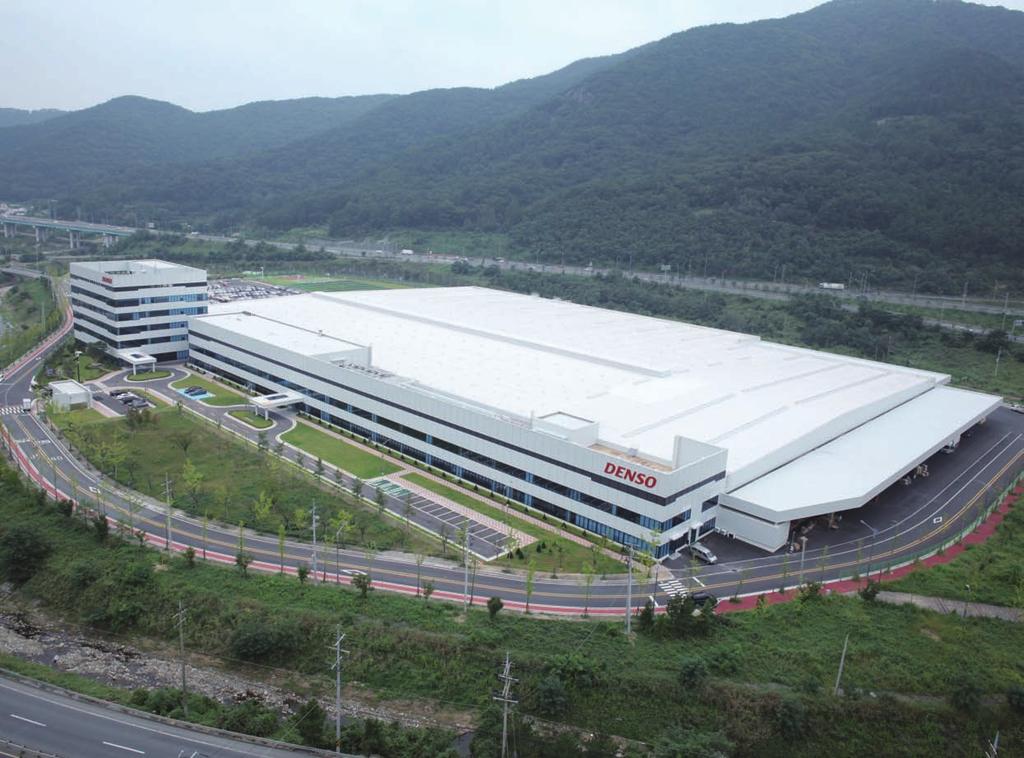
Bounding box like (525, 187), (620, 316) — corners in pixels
(0, 602), (474, 734)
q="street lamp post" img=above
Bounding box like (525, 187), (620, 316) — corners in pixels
(74, 350), (82, 383)
(797, 535), (808, 585)
(860, 519), (880, 584)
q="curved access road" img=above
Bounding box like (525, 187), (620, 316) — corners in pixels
(1, 277), (1022, 616)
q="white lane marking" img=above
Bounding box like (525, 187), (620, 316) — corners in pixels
(10, 713), (46, 727)
(0, 680), (256, 755)
(692, 576), (706, 587)
(102, 741), (145, 754)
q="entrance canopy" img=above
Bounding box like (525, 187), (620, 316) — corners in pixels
(114, 349), (157, 374)
(250, 390), (305, 418)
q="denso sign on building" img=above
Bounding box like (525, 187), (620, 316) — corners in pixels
(603, 462), (658, 488)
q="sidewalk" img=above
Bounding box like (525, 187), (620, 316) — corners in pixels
(874, 591), (1021, 622)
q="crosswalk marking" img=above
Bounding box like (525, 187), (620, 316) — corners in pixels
(0, 406), (28, 415)
(659, 577), (687, 597)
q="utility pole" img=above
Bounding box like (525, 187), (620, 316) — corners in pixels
(798, 535), (808, 585)
(329, 625), (349, 754)
(462, 519), (470, 612)
(995, 347), (1003, 379)
(493, 652), (518, 758)
(311, 503), (319, 584)
(1001, 292), (1009, 332)
(624, 546), (634, 635)
(833, 633), (850, 696)
(985, 731), (1000, 758)
(962, 280), (968, 308)
(173, 601), (188, 718)
(163, 474), (173, 552)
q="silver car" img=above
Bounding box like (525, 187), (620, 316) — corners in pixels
(689, 542), (718, 564)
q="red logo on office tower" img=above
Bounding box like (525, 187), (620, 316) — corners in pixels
(101, 276), (113, 284)
(603, 462), (657, 488)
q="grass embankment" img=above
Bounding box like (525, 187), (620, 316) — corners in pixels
(1, 467), (1022, 756)
(37, 342), (119, 386)
(0, 277), (61, 368)
(282, 422), (401, 479)
(171, 375), (246, 406)
(51, 406), (433, 552)
(889, 484), (1024, 607)
(126, 370), (171, 381)
(229, 409), (274, 429)
(403, 472), (623, 576)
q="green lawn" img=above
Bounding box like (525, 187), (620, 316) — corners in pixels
(51, 407), (431, 552)
(402, 472), (624, 575)
(264, 275), (420, 292)
(49, 406), (106, 424)
(229, 409), (273, 429)
(888, 481), (1024, 607)
(281, 422), (401, 479)
(171, 375), (247, 406)
(3, 466), (1024, 756)
(126, 370), (171, 382)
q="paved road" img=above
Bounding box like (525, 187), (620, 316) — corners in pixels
(0, 675), (328, 758)
(0, 275), (1022, 616)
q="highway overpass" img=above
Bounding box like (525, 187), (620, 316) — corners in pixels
(0, 214), (134, 249)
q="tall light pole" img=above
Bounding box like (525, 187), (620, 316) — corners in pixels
(798, 535), (808, 585)
(311, 503), (319, 584)
(860, 519), (880, 583)
(624, 546), (634, 635)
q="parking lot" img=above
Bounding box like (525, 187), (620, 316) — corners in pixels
(90, 387), (154, 415)
(208, 278), (299, 303)
(371, 478), (511, 559)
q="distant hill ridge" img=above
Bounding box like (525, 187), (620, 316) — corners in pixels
(2, 0), (1023, 293)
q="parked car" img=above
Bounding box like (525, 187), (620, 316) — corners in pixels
(690, 592), (718, 609)
(109, 389), (128, 397)
(688, 542), (718, 564)
(185, 386), (205, 396)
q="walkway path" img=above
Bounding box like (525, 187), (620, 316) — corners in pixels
(874, 591), (1021, 622)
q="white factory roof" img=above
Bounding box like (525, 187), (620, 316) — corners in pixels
(721, 385), (1002, 520)
(73, 259), (205, 276)
(201, 286), (988, 489)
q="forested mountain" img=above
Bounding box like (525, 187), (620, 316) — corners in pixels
(4, 0), (1024, 293)
(0, 94), (395, 198)
(0, 108), (65, 128)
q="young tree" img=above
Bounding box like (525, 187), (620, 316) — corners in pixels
(415, 552), (425, 596)
(252, 490), (274, 528)
(256, 430), (269, 455)
(352, 572), (371, 598)
(272, 440), (285, 458)
(333, 466), (345, 488)
(297, 563), (310, 584)
(376, 488), (388, 515)
(422, 580), (435, 603)
(315, 456), (324, 480)
(439, 523), (451, 556)
(236, 551), (253, 577)
(487, 596), (504, 620)
(581, 561), (596, 618)
(525, 560), (537, 614)
(278, 524), (286, 573)
(170, 430), (195, 457)
(350, 477), (363, 499)
(181, 458), (204, 512)
(202, 512), (209, 560)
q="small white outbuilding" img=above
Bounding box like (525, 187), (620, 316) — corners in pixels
(50, 379), (92, 411)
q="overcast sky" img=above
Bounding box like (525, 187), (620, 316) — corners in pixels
(5, 0), (1024, 112)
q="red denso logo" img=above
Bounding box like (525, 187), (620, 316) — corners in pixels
(101, 276), (113, 284)
(604, 462), (657, 489)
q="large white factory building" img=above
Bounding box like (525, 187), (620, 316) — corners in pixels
(186, 285), (1001, 554)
